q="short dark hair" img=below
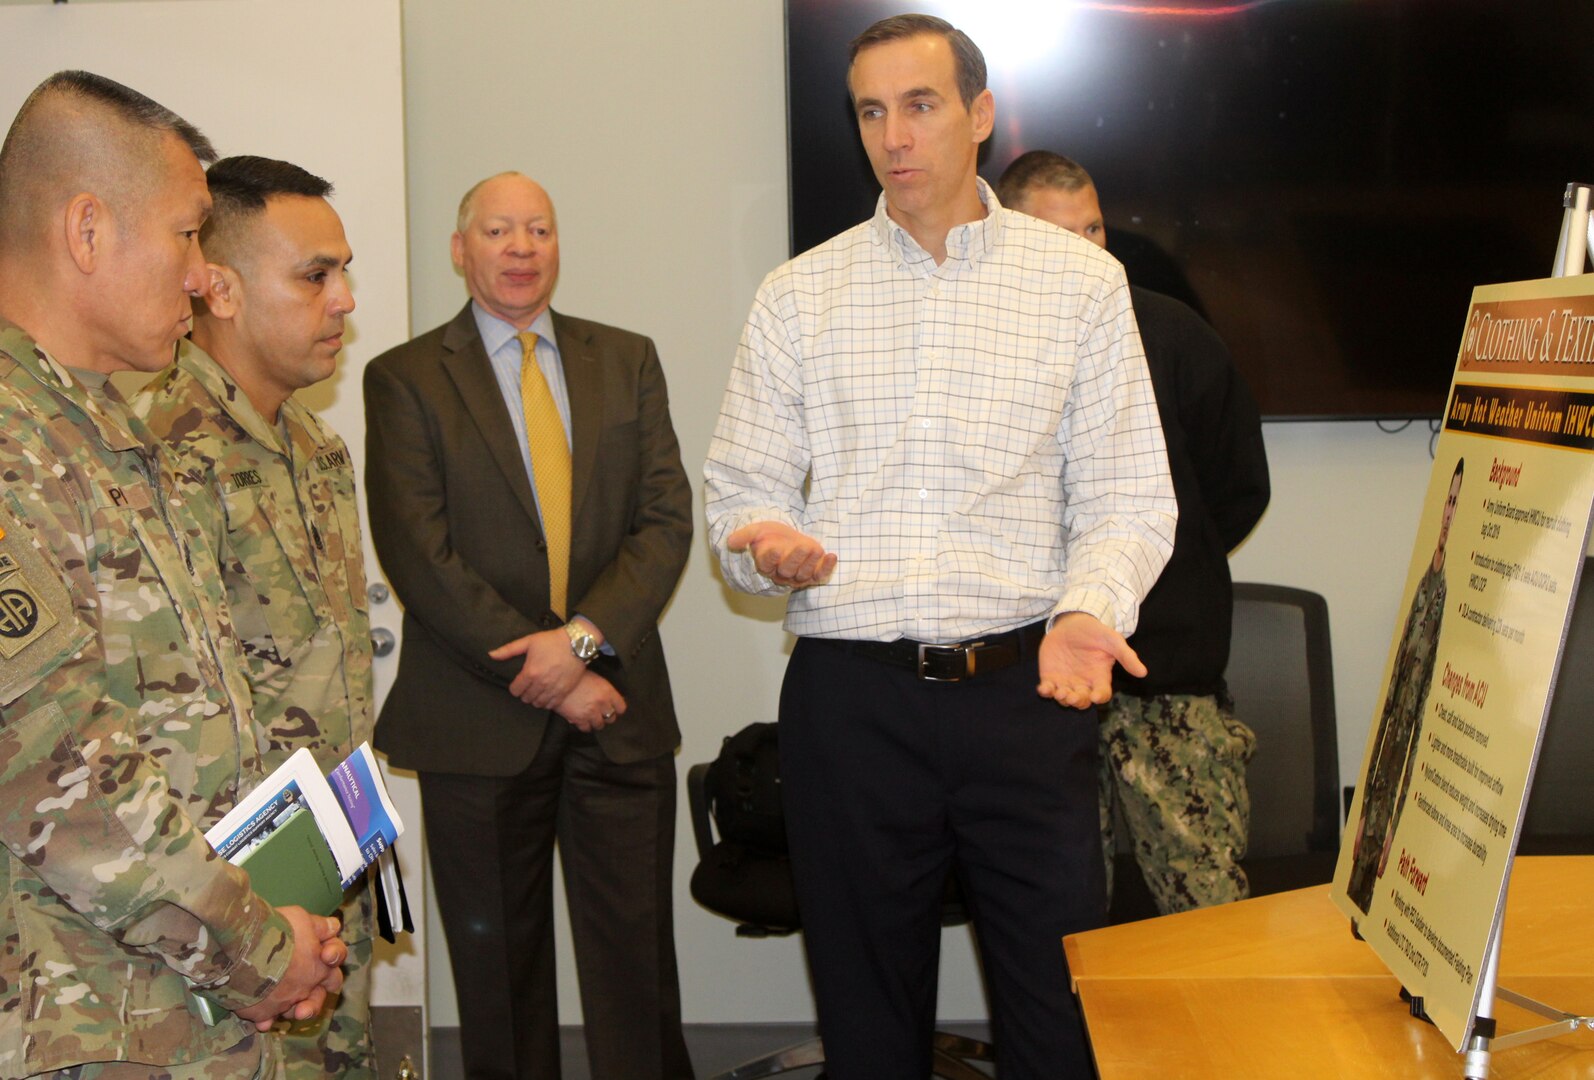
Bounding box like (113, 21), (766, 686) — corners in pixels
(207, 155), (333, 213)
(20, 70), (213, 160)
(200, 156), (335, 273)
(848, 14), (987, 109)
(995, 150), (1095, 208)
(0, 70), (215, 249)
(203, 154), (330, 242)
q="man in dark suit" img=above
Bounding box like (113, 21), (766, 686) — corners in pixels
(363, 171), (694, 1080)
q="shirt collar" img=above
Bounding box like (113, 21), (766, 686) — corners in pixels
(471, 301), (558, 360)
(868, 177), (1005, 271)
(0, 323), (143, 453)
(175, 339), (284, 453)
(174, 339), (342, 459)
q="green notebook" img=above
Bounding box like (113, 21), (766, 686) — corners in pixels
(237, 808), (342, 916)
(191, 809), (342, 1026)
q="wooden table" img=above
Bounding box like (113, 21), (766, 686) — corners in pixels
(1064, 856), (1594, 1078)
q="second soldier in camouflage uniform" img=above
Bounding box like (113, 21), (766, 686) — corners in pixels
(0, 73), (345, 1079)
(135, 156), (376, 1080)
(997, 151), (1273, 916)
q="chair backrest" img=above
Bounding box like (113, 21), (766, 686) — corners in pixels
(1521, 555), (1594, 847)
(1226, 583), (1340, 859)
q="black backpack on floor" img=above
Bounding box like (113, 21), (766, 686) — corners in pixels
(703, 721), (786, 856)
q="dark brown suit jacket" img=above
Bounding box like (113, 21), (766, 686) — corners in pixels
(363, 303), (692, 773)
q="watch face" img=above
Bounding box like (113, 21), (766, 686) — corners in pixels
(567, 624), (599, 661)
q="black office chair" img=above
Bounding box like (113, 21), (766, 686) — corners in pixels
(1106, 582), (1342, 921)
(1227, 582), (1343, 896)
(687, 752), (994, 1080)
(1518, 555), (1594, 854)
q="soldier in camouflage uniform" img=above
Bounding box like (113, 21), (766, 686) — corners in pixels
(1347, 458), (1463, 913)
(134, 157), (376, 1080)
(998, 151), (1272, 915)
(0, 72), (346, 1079)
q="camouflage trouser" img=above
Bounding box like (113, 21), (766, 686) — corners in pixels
(275, 881), (376, 1080)
(52, 1031), (283, 1079)
(1098, 691), (1256, 914)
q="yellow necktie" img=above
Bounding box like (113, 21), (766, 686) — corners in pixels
(517, 331), (571, 619)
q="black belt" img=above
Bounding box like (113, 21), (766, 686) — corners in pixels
(834, 620), (1049, 682)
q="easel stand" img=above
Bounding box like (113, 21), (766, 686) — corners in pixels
(1457, 911), (1594, 1079)
(1448, 180), (1594, 1080)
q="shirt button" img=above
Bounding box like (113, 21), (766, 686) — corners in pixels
(921, 419), (932, 429)
(919, 488), (929, 500)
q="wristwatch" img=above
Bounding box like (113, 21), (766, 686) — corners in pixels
(565, 621), (600, 663)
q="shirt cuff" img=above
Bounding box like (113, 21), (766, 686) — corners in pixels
(1049, 585), (1130, 636)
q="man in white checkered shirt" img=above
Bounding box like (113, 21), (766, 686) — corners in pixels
(704, 13), (1175, 1080)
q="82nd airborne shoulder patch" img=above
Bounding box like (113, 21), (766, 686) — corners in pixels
(0, 533), (61, 661)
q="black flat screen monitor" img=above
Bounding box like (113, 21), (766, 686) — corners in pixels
(786, 0), (1594, 420)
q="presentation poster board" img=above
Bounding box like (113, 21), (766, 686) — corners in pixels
(1332, 273), (1594, 1049)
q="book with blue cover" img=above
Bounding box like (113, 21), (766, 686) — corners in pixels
(325, 743), (403, 882)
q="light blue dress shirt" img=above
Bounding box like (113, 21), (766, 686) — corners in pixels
(474, 302), (572, 492)
(473, 302), (608, 646)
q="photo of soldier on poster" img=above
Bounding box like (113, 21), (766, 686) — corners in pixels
(1346, 457), (1464, 914)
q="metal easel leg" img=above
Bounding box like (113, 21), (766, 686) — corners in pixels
(1463, 933), (1502, 1080)
(1552, 182), (1591, 278)
(1489, 987), (1594, 1051)
(1460, 912), (1594, 1076)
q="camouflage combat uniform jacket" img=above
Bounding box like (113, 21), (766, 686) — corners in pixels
(136, 342), (374, 772)
(0, 326), (293, 1075)
(135, 347), (377, 1077)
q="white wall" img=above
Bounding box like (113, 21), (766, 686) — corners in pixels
(396, 0), (1463, 1027)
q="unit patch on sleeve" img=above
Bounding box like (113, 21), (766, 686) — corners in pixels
(0, 548), (58, 660)
(0, 512), (84, 704)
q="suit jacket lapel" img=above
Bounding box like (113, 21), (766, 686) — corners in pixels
(553, 310), (604, 530)
(439, 304), (542, 530)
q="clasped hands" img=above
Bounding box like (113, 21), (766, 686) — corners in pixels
(488, 621), (626, 732)
(235, 907), (347, 1032)
(727, 521), (1142, 708)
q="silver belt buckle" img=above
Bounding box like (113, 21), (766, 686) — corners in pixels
(917, 642), (978, 682)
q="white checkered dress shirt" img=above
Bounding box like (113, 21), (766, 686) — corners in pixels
(704, 182), (1176, 644)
